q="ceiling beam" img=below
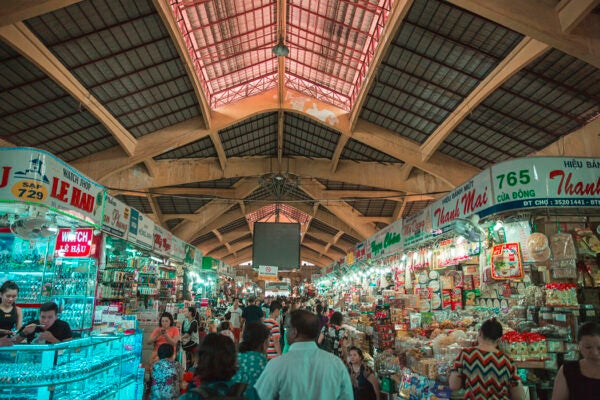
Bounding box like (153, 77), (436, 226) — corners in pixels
(173, 178), (258, 241)
(152, 0), (212, 128)
(323, 231), (344, 257)
(70, 88), (472, 188)
(143, 158), (160, 178)
(147, 193), (165, 228)
(0, 23), (138, 156)
(556, 0), (600, 34)
(330, 135), (350, 173)
(101, 157), (453, 195)
(276, 0), (287, 107)
(353, 120), (480, 187)
(349, 0), (414, 131)
(0, 0), (82, 27)
(199, 228), (250, 254)
(447, 0), (600, 69)
(209, 131), (227, 170)
(420, 37), (550, 161)
(301, 180), (377, 239)
(277, 110), (284, 167)
(392, 200), (407, 220)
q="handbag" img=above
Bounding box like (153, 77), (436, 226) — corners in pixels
(182, 340), (197, 351)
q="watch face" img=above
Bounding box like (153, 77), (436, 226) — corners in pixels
(418, 273), (428, 284)
(428, 271), (439, 280)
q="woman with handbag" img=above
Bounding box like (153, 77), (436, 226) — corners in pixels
(181, 307), (201, 370)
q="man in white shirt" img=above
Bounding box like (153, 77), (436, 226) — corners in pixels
(255, 309), (353, 400)
(225, 297), (243, 344)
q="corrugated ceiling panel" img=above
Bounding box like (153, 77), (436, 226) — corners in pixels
(219, 218), (250, 234)
(192, 231), (216, 246)
(346, 199), (396, 217)
(0, 42), (118, 162)
(401, 200), (432, 218)
(175, 178), (242, 189)
(166, 218), (183, 230)
(284, 113), (339, 158)
(25, 0), (202, 139)
(360, 0), (522, 149)
(317, 180), (382, 191)
(157, 195), (211, 215)
(220, 112), (277, 157)
(230, 233), (252, 246)
(340, 233), (360, 246)
(309, 218), (338, 236)
(306, 234), (328, 247)
(342, 138), (404, 163)
(155, 136), (217, 160)
(115, 195), (153, 214)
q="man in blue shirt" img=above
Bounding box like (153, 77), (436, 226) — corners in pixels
(255, 309), (353, 400)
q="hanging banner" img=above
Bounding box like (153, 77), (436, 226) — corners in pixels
(258, 265), (279, 281)
(0, 148), (105, 226)
(368, 218), (403, 259)
(153, 224), (173, 256)
(265, 281), (290, 294)
(402, 210), (432, 249)
(431, 170), (493, 233)
(101, 194), (130, 238)
(128, 208), (154, 250)
(488, 157), (600, 215)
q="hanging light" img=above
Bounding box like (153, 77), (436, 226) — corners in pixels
(272, 37), (289, 57)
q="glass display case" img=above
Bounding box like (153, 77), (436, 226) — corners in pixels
(46, 257), (97, 331)
(0, 333), (143, 400)
(0, 233), (98, 331)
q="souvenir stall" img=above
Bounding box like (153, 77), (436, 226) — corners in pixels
(315, 156), (600, 400)
(0, 147), (144, 400)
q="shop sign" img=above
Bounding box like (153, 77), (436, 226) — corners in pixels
(402, 210), (432, 248)
(128, 208), (154, 250)
(258, 265), (278, 281)
(184, 244), (196, 265)
(153, 225), (173, 256)
(431, 170), (492, 232)
(354, 241), (368, 262)
(488, 157), (600, 214)
(0, 148), (105, 226)
(265, 281), (290, 293)
(54, 228), (94, 257)
(202, 256), (216, 270)
(368, 218), (403, 259)
(171, 236), (186, 261)
(101, 194), (129, 238)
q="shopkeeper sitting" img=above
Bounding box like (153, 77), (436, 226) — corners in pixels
(14, 302), (72, 344)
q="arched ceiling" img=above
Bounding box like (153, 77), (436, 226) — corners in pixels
(0, 0), (599, 268)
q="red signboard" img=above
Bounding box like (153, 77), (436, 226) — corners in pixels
(54, 228), (94, 257)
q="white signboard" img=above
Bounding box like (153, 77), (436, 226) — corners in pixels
(258, 265), (278, 281)
(367, 217), (403, 259)
(489, 157), (600, 214)
(0, 148), (105, 226)
(171, 236), (187, 261)
(128, 207), (154, 250)
(402, 210), (432, 248)
(102, 194), (130, 238)
(153, 224), (173, 256)
(431, 170), (493, 232)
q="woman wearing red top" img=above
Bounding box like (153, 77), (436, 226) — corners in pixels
(148, 312), (180, 363)
(449, 318), (524, 400)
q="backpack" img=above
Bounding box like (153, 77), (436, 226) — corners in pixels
(319, 333), (335, 353)
(188, 382), (247, 400)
